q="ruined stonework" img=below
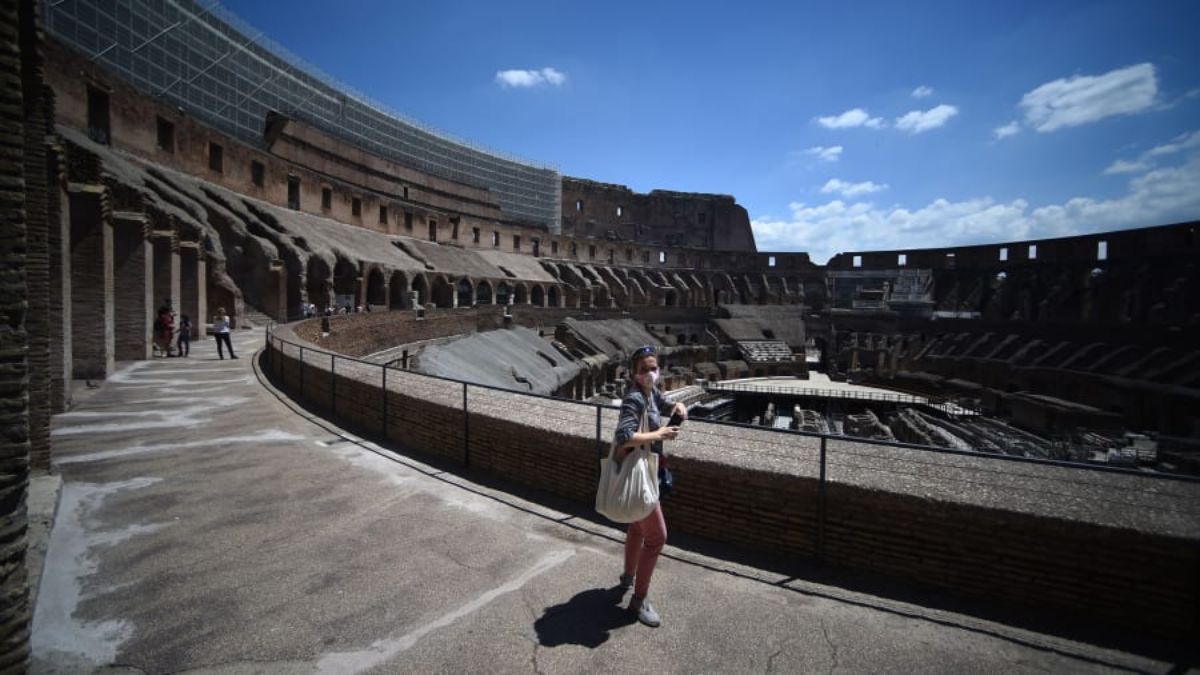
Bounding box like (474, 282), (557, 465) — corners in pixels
(0, 0), (32, 668)
(561, 177), (757, 252)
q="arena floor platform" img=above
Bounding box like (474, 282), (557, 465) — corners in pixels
(28, 328), (1194, 673)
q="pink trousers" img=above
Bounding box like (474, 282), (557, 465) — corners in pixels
(624, 503), (667, 597)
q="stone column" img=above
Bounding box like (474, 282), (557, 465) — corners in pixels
(152, 231), (180, 319)
(112, 212), (153, 360)
(49, 157), (71, 412)
(179, 242), (202, 339)
(0, 1), (32, 666)
(69, 187), (115, 379)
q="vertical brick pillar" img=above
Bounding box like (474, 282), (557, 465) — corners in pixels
(69, 188), (115, 380)
(19, 0), (49, 470)
(152, 233), (180, 318)
(179, 243), (203, 338)
(47, 148), (70, 413)
(0, 0), (32, 667)
(112, 213), (153, 360)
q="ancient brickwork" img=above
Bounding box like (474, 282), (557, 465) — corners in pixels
(561, 177), (756, 252)
(0, 0), (32, 667)
(111, 214), (152, 360)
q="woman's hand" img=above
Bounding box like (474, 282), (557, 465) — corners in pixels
(655, 425), (679, 441)
(671, 402), (688, 421)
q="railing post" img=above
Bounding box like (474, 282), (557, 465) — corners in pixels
(462, 382), (470, 469)
(595, 405), (603, 478)
(381, 365), (388, 436)
(817, 435), (828, 564)
(331, 353), (336, 417)
(299, 345), (304, 397)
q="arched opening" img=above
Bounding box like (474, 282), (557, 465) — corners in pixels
(305, 257), (331, 311)
(431, 276), (454, 308)
(476, 280), (493, 305)
(389, 271), (409, 309)
(366, 267), (386, 307)
(547, 286), (560, 308)
(333, 258), (359, 310)
(514, 283), (528, 305)
(496, 282), (512, 306)
(665, 290), (677, 307)
(457, 278), (474, 307)
(411, 274), (428, 307)
(532, 285), (545, 307)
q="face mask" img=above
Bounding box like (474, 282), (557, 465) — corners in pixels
(635, 370), (659, 388)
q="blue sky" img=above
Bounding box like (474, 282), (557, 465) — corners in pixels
(223, 0), (1200, 263)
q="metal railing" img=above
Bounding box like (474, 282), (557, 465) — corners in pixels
(703, 380), (981, 416)
(262, 322), (1200, 562)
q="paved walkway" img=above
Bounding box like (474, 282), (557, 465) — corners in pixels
(29, 328), (1188, 673)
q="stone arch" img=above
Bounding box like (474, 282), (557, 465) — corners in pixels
(665, 289), (677, 307)
(366, 267), (387, 306)
(390, 270), (409, 309)
(514, 283), (528, 305)
(305, 256), (332, 310)
(531, 285), (545, 307)
(476, 280), (493, 305)
(411, 273), (429, 307)
(456, 278), (474, 307)
(333, 257), (359, 308)
(496, 282), (512, 306)
(431, 275), (454, 308)
(548, 286), (561, 308)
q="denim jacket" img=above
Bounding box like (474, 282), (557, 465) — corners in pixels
(614, 384), (675, 452)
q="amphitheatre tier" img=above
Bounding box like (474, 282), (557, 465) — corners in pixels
(5, 0), (1200, 668)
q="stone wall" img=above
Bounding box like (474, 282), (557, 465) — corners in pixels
(266, 323), (1200, 641)
(0, 0), (32, 668)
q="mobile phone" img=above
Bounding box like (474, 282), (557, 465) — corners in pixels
(668, 410), (685, 427)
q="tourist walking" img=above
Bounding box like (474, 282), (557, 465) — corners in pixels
(212, 307), (237, 360)
(176, 314), (192, 357)
(612, 345), (686, 627)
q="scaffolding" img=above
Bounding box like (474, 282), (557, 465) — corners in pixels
(44, 0), (562, 229)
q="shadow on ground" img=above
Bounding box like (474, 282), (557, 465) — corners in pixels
(534, 586), (635, 648)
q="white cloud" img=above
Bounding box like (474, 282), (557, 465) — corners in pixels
(993, 120), (1021, 140)
(821, 178), (888, 198)
(1103, 159), (1150, 175)
(1103, 129), (1200, 175)
(894, 104), (959, 133)
(1019, 63), (1157, 132)
(817, 108), (885, 129)
(752, 154), (1200, 263)
(911, 85), (934, 99)
(805, 145), (843, 162)
(495, 67), (567, 88)
(1144, 129), (1200, 158)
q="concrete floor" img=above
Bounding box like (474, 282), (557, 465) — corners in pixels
(28, 328), (1195, 674)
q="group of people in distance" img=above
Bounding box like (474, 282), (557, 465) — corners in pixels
(152, 300), (236, 360)
(301, 302), (371, 318)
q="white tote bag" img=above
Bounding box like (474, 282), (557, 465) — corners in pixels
(595, 409), (660, 524)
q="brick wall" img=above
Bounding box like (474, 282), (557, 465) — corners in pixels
(112, 218), (151, 360)
(68, 189), (114, 378)
(265, 324), (1200, 641)
(20, 0), (49, 471)
(0, 0), (32, 667)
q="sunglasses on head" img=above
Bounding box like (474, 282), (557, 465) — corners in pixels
(632, 345), (656, 358)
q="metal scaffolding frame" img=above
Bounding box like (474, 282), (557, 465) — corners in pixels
(44, 0), (562, 229)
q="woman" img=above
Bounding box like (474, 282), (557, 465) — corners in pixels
(212, 307), (237, 360)
(613, 345), (687, 627)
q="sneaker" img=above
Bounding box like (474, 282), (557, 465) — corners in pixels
(627, 595), (661, 628)
(618, 573), (634, 590)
